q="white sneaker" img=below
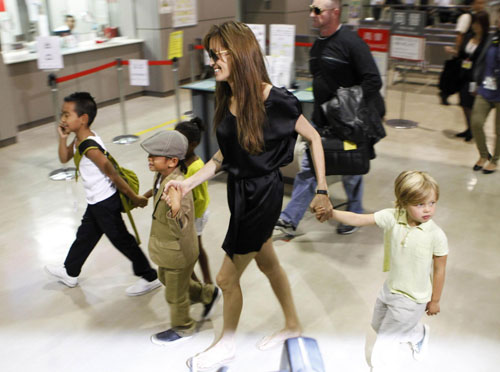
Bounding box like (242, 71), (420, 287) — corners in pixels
(126, 278), (162, 296)
(45, 264), (78, 288)
(412, 324), (430, 361)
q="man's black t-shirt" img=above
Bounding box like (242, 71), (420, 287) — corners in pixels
(309, 26), (383, 129)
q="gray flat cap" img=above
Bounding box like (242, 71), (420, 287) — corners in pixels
(140, 130), (188, 160)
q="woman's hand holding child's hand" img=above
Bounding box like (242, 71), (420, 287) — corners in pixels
(314, 206), (333, 221)
(310, 194), (333, 222)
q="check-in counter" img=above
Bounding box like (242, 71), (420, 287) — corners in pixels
(0, 38), (144, 146)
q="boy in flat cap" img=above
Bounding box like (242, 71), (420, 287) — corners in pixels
(141, 130), (221, 345)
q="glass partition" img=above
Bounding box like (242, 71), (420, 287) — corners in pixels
(1, 0), (123, 59)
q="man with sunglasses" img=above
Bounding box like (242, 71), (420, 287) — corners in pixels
(276, 0), (385, 236)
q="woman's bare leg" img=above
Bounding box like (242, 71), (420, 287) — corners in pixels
(189, 251), (256, 370)
(255, 238), (302, 350)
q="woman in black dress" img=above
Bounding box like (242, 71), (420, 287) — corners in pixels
(164, 21), (332, 370)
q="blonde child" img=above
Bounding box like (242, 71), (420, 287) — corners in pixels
(175, 117), (213, 284)
(141, 130), (220, 345)
(316, 170), (448, 370)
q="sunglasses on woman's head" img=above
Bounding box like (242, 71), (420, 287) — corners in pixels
(208, 49), (229, 63)
(309, 4), (333, 15)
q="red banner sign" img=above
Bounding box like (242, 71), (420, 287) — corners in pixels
(358, 28), (390, 53)
(0, 0), (5, 12)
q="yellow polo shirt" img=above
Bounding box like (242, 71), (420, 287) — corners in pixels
(186, 158), (210, 219)
(374, 208), (448, 303)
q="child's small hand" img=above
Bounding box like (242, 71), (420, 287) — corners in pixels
(425, 300), (440, 316)
(167, 186), (182, 218)
(58, 124), (70, 138)
(314, 206), (333, 222)
(310, 194), (333, 222)
(133, 195), (148, 208)
(163, 180), (189, 201)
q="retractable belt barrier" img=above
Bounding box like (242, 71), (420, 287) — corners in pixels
(191, 41), (313, 50)
(48, 57), (179, 181)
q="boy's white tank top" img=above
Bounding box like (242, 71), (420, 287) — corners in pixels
(75, 132), (116, 205)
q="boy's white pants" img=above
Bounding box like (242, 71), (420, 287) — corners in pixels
(370, 282), (427, 369)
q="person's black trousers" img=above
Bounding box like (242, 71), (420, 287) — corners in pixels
(64, 192), (157, 281)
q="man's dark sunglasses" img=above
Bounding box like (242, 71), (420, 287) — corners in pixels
(208, 49), (229, 62)
(309, 4), (333, 15)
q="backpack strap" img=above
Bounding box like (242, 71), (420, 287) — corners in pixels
(74, 139), (106, 181)
(75, 138), (141, 244)
(78, 138), (106, 157)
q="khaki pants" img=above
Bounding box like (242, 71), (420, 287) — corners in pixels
(471, 94), (500, 164)
(158, 264), (215, 333)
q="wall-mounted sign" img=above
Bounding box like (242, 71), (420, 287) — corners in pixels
(168, 30), (183, 59)
(270, 24), (295, 59)
(173, 0), (197, 28)
(246, 24), (266, 55)
(159, 0), (172, 14)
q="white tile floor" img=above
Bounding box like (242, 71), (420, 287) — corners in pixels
(1, 83), (499, 372)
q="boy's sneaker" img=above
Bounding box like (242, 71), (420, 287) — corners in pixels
(151, 328), (193, 346)
(274, 218), (296, 236)
(202, 286), (222, 319)
(45, 265), (78, 288)
(336, 224), (359, 235)
(126, 278), (162, 296)
(412, 324), (430, 361)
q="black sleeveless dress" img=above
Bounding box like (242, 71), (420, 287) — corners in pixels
(216, 86), (301, 258)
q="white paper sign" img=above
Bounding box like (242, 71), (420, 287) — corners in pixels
(129, 59), (150, 86)
(266, 55), (294, 88)
(173, 0), (198, 28)
(269, 24), (295, 59)
(390, 35), (424, 61)
(159, 0), (172, 14)
(246, 24), (266, 55)
(36, 36), (63, 70)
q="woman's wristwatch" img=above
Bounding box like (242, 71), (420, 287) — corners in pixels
(316, 189), (328, 195)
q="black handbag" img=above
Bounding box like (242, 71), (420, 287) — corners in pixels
(314, 85), (371, 175)
(307, 136), (370, 176)
(439, 57), (461, 95)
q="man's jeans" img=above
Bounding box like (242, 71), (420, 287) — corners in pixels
(280, 152), (364, 228)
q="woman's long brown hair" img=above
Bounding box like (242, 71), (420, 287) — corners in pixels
(203, 21), (271, 154)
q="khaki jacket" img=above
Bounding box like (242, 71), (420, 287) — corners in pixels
(148, 168), (198, 269)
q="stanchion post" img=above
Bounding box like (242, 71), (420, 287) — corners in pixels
(172, 57), (182, 123)
(386, 63), (418, 129)
(48, 73), (76, 181)
(113, 58), (139, 144)
(117, 58), (128, 133)
(189, 43), (195, 82)
(49, 73), (60, 127)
